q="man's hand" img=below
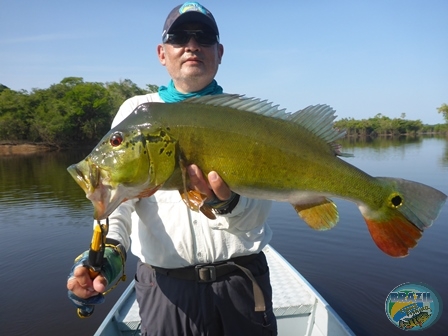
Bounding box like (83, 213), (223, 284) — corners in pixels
(67, 265), (107, 299)
(67, 252), (108, 317)
(187, 164), (232, 202)
(67, 244), (125, 317)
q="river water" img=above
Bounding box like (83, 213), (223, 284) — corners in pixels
(0, 136), (447, 335)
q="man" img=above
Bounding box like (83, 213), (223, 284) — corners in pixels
(67, 2), (277, 335)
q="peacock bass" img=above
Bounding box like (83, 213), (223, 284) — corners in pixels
(67, 94), (447, 257)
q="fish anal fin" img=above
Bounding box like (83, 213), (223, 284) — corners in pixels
(293, 197), (339, 231)
(364, 212), (422, 257)
(179, 190), (216, 219)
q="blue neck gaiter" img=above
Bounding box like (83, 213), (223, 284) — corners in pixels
(158, 79), (223, 103)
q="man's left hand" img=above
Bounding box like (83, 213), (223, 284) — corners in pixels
(187, 164), (232, 202)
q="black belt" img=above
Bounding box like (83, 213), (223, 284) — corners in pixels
(151, 253), (258, 282)
(149, 252), (266, 312)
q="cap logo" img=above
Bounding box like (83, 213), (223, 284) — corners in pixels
(179, 2), (207, 15)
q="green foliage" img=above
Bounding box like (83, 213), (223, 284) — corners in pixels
(105, 79), (148, 117)
(0, 89), (34, 140)
(437, 103), (448, 123)
(0, 78), (158, 146)
(334, 114), (437, 137)
(0, 84), (10, 93)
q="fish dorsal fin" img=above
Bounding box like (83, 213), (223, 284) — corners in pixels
(183, 94), (349, 152)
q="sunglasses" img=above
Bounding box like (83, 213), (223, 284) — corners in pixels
(163, 30), (219, 46)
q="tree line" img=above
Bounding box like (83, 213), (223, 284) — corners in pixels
(0, 77), (446, 147)
(334, 112), (448, 138)
(0, 77), (157, 147)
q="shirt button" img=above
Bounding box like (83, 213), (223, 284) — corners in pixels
(197, 252), (202, 258)
(193, 220), (197, 225)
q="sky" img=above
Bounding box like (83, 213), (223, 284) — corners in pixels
(1, 0), (447, 124)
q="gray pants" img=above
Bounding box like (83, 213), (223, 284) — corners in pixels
(135, 252), (277, 336)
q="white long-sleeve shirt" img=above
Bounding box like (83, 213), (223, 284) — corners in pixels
(105, 92), (273, 268)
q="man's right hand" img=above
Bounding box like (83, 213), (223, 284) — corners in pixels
(67, 246), (125, 316)
(67, 264), (108, 299)
(66, 250), (108, 317)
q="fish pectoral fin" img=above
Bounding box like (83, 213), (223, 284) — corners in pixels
(137, 186), (160, 198)
(292, 197), (339, 231)
(180, 189), (204, 211)
(363, 211), (422, 257)
(199, 204), (216, 220)
(179, 190), (216, 219)
(178, 157), (216, 219)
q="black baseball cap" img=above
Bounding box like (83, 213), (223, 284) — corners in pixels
(162, 2), (219, 41)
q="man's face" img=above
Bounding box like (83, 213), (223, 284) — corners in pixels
(157, 23), (224, 93)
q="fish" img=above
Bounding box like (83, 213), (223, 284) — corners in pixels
(398, 311), (431, 329)
(67, 94), (447, 257)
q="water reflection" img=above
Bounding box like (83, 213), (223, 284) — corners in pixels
(345, 133), (416, 143)
(0, 149), (93, 215)
(340, 135), (448, 163)
(339, 134), (445, 149)
(440, 136), (448, 168)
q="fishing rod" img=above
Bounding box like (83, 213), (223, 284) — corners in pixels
(77, 219), (109, 318)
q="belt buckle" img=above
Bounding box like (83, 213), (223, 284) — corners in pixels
(195, 265), (217, 283)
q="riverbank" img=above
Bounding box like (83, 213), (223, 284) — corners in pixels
(0, 142), (57, 156)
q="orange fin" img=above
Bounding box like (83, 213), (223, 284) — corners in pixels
(199, 204), (216, 220)
(292, 197), (339, 231)
(179, 190), (216, 219)
(178, 157), (216, 219)
(180, 189), (204, 211)
(364, 212), (422, 257)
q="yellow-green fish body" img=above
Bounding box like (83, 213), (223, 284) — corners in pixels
(68, 95), (447, 257)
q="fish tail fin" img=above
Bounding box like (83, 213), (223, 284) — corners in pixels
(363, 211), (422, 257)
(361, 177), (447, 257)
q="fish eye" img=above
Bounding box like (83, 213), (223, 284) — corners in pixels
(110, 132), (124, 147)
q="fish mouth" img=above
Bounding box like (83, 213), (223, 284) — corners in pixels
(67, 161), (97, 194)
(67, 161), (120, 220)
